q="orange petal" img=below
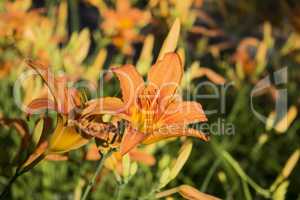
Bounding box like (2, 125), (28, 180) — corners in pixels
(178, 185), (221, 200)
(143, 127), (209, 144)
(26, 59), (57, 101)
(26, 98), (56, 115)
(129, 149), (156, 166)
(85, 144), (100, 160)
(116, 0), (130, 11)
(82, 97), (126, 116)
(112, 65), (144, 107)
(26, 60), (80, 114)
(120, 127), (147, 155)
(45, 154), (68, 161)
(192, 67), (226, 85)
(48, 116), (89, 154)
(54, 76), (80, 114)
(147, 53), (183, 99)
(161, 101), (207, 124)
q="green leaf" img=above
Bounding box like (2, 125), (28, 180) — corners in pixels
(169, 140), (193, 180)
(158, 167), (170, 189)
(32, 118), (44, 145)
(74, 29), (91, 64)
(130, 162), (138, 177)
(137, 34), (154, 75)
(272, 181), (289, 200)
(122, 154), (131, 182)
(157, 18), (181, 61)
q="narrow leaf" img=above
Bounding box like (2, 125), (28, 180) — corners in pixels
(33, 118), (44, 145)
(169, 140), (193, 180)
(157, 18), (181, 61)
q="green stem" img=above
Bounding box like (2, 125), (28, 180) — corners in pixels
(0, 172), (20, 200)
(68, 0), (79, 33)
(211, 141), (271, 198)
(200, 158), (221, 192)
(115, 183), (125, 200)
(242, 178), (252, 200)
(227, 85), (250, 123)
(140, 184), (158, 200)
(81, 149), (114, 200)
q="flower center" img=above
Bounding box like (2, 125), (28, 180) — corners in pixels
(130, 87), (160, 134)
(118, 18), (133, 30)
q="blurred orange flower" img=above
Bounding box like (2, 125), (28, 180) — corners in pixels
(100, 0), (151, 54)
(233, 38), (260, 76)
(86, 144), (155, 174)
(0, 61), (13, 79)
(83, 53), (208, 155)
(0, 1), (47, 39)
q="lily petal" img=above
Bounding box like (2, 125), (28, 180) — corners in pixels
(45, 154), (68, 161)
(112, 65), (144, 108)
(143, 127), (209, 144)
(161, 101), (207, 124)
(129, 149), (156, 166)
(26, 98), (56, 114)
(26, 60), (80, 114)
(26, 59), (57, 102)
(148, 53), (183, 99)
(82, 97), (126, 116)
(120, 127), (147, 155)
(48, 116), (89, 154)
(53, 77), (81, 114)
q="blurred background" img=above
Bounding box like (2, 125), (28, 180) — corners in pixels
(0, 0), (300, 199)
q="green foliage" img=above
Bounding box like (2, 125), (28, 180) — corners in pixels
(1, 0), (300, 200)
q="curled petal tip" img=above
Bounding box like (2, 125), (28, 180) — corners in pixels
(204, 134), (210, 142)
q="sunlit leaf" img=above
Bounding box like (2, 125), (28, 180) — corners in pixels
(158, 167), (170, 189)
(55, 0), (68, 40)
(32, 118), (44, 145)
(130, 162), (138, 177)
(122, 153), (131, 181)
(157, 18), (181, 61)
(84, 49), (107, 83)
(282, 149), (300, 178)
(272, 181), (289, 200)
(270, 149), (300, 192)
(274, 106), (298, 133)
(137, 34), (154, 75)
(169, 140), (193, 180)
(175, 0), (193, 24)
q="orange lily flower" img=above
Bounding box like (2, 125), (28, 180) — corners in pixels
(83, 53), (208, 155)
(100, 0), (151, 54)
(25, 60), (120, 158)
(233, 37), (260, 76)
(0, 1), (48, 39)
